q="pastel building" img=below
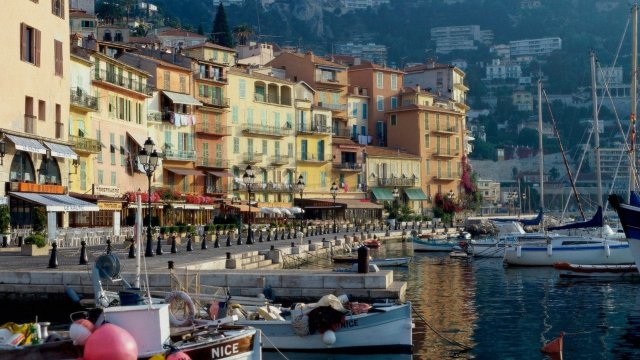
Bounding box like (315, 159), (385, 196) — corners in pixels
(347, 87), (370, 145)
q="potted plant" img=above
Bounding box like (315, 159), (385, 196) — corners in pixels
(206, 225), (216, 241)
(159, 226), (168, 239)
(0, 205), (10, 246)
(168, 225), (180, 245)
(21, 233), (48, 256)
(178, 224), (187, 238)
(187, 225), (199, 243)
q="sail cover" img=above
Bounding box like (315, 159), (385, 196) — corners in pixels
(491, 208), (543, 226)
(547, 206), (603, 231)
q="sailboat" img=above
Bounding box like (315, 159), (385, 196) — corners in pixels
(504, 53), (634, 266)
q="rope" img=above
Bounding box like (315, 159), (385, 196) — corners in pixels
(261, 332), (290, 360)
(411, 306), (472, 351)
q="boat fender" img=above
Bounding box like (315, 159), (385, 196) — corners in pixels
(167, 350), (191, 360)
(70, 319), (94, 345)
(605, 242), (611, 257)
(516, 246), (522, 258)
(547, 244), (553, 256)
(322, 330), (337, 345)
(65, 287), (81, 303)
(165, 291), (195, 327)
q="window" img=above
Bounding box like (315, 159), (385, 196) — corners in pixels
(390, 97), (397, 109)
(425, 134), (430, 147)
(54, 40), (63, 76)
(232, 106), (238, 124)
(179, 75), (186, 93)
(38, 100), (46, 121)
(239, 79), (246, 99)
(262, 139), (268, 155)
(110, 133), (116, 165)
(111, 171), (116, 186)
(376, 72), (383, 89)
(351, 103), (358, 117)
(320, 171), (326, 187)
(246, 107), (253, 125)
(391, 74), (398, 90)
(390, 114), (397, 126)
(55, 104), (62, 138)
(425, 159), (430, 175)
(362, 103), (368, 119)
(119, 135), (125, 165)
(80, 160), (87, 190)
(96, 130), (103, 163)
(233, 138), (239, 154)
(52, 0), (65, 18)
(97, 170), (104, 185)
(376, 96), (384, 111)
(20, 23), (41, 66)
(288, 143), (293, 157)
(163, 71), (170, 90)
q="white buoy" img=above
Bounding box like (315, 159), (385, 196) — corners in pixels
(322, 330), (336, 345)
(516, 245), (522, 258)
(547, 243), (553, 256)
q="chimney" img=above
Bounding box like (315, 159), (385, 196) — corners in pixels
(353, 86), (359, 95)
(305, 51), (314, 62)
(416, 84), (420, 92)
(354, 57), (361, 66)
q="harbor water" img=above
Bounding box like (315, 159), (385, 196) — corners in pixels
(274, 239), (640, 359)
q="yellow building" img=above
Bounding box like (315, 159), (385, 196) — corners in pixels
(69, 46), (101, 195)
(294, 82), (333, 197)
(227, 68), (296, 204)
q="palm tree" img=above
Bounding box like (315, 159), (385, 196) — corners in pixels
(233, 24), (254, 46)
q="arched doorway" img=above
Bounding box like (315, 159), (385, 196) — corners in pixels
(39, 157), (62, 185)
(9, 151), (35, 183)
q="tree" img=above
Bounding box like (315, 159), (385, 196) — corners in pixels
(212, 2), (233, 47)
(233, 24), (254, 46)
(96, 0), (125, 24)
(197, 23), (204, 35)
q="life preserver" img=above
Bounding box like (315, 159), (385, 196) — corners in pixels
(165, 291), (195, 327)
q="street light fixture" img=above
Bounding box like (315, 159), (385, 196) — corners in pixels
(139, 137), (159, 257)
(296, 175), (305, 234)
(330, 182), (339, 233)
(243, 165), (255, 245)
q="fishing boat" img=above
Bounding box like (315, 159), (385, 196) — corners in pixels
(554, 262), (638, 278)
(470, 221), (527, 258)
(230, 295), (413, 354)
(363, 239), (381, 248)
(332, 255), (411, 267)
(412, 235), (458, 252)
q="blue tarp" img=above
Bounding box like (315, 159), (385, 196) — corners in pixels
(630, 191), (640, 207)
(547, 206), (603, 231)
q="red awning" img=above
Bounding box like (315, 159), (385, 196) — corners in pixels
(208, 171), (234, 178)
(165, 167), (204, 176)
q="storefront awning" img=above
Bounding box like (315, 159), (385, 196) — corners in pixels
(208, 171), (234, 178)
(404, 188), (429, 201)
(5, 134), (47, 155)
(226, 204), (260, 213)
(127, 131), (149, 148)
(165, 167), (204, 176)
(10, 192), (99, 212)
(44, 142), (78, 160)
(163, 90), (203, 106)
(370, 187), (394, 201)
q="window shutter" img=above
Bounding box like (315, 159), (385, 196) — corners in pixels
(61, 0), (65, 19)
(54, 40), (62, 76)
(20, 23), (26, 61)
(34, 29), (41, 66)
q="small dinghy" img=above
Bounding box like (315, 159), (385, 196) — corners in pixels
(554, 262), (639, 278)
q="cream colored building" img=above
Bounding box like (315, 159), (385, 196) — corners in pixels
(227, 68), (296, 204)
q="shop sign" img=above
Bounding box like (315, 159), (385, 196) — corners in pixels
(94, 185), (121, 197)
(256, 202), (292, 208)
(98, 202), (123, 211)
(11, 182), (65, 194)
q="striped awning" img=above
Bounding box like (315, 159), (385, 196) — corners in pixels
(10, 192), (99, 212)
(4, 134), (47, 155)
(370, 187), (394, 201)
(44, 142), (78, 160)
(404, 188), (428, 201)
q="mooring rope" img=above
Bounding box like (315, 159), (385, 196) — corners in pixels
(261, 331), (291, 360)
(411, 306), (472, 351)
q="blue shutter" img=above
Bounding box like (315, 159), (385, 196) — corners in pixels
(317, 140), (324, 161)
(301, 140), (307, 160)
(362, 103), (368, 119)
(164, 131), (171, 148)
(178, 134), (184, 153)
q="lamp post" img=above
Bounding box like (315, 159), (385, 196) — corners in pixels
(243, 165), (255, 245)
(521, 192), (527, 214)
(330, 182), (339, 233)
(138, 137), (159, 257)
(296, 175), (305, 234)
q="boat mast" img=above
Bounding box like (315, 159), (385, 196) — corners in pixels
(538, 79), (544, 209)
(590, 51), (603, 208)
(630, 3), (638, 201)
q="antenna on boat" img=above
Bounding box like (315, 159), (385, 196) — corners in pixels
(590, 50), (603, 208)
(537, 78), (544, 211)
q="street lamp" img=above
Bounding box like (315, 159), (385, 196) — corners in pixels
(330, 182), (339, 233)
(296, 175), (305, 234)
(521, 192), (527, 214)
(139, 137), (159, 257)
(243, 165), (255, 245)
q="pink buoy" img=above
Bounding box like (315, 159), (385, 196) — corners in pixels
(69, 319), (95, 346)
(167, 350), (191, 360)
(84, 323), (138, 360)
(209, 300), (220, 320)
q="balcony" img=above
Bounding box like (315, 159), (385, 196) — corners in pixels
(206, 185), (232, 194)
(55, 122), (64, 139)
(195, 123), (230, 136)
(163, 149), (196, 161)
(196, 157), (229, 169)
(162, 111), (197, 125)
(69, 135), (102, 153)
(242, 124), (292, 138)
(93, 69), (153, 96)
(333, 163), (363, 172)
(378, 177), (418, 187)
(314, 75), (345, 87)
(242, 153), (263, 164)
(196, 94), (230, 108)
(234, 182), (293, 193)
(270, 155), (291, 166)
(332, 128), (352, 138)
(317, 102), (347, 112)
(433, 149), (459, 158)
(298, 153), (331, 163)
(24, 115), (37, 134)
(434, 173), (456, 181)
(147, 112), (162, 123)
(432, 126), (458, 135)
(297, 124), (332, 135)
(253, 93), (292, 106)
(196, 72), (227, 84)
(70, 89), (99, 111)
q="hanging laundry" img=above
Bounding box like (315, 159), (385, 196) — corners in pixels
(170, 111), (176, 125)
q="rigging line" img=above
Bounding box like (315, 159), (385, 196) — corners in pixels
(410, 306), (472, 351)
(561, 127), (592, 219)
(260, 332), (291, 360)
(542, 89), (586, 220)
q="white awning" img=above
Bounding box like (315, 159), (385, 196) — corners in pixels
(44, 142), (78, 160)
(4, 134), (47, 155)
(10, 192), (99, 212)
(163, 90), (202, 106)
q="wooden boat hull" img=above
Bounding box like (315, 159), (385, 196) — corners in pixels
(554, 262), (639, 278)
(173, 328), (261, 360)
(0, 340), (80, 360)
(236, 303), (413, 353)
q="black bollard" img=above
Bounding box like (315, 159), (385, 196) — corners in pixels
(237, 231), (243, 246)
(106, 239), (112, 255)
(266, 231), (271, 242)
(226, 252), (231, 259)
(357, 245), (369, 273)
(280, 231), (285, 241)
(17, 236), (23, 247)
(171, 235), (177, 253)
(201, 234), (208, 250)
(1, 235), (7, 248)
(156, 235), (164, 255)
(293, 229), (297, 239)
(213, 234), (220, 248)
(225, 233), (232, 247)
(168, 261), (174, 270)
(287, 230), (292, 240)
(79, 240), (88, 265)
(128, 238), (136, 259)
(308, 239), (312, 245)
(270, 245), (275, 250)
(48, 242), (58, 269)
(259, 231), (264, 242)
(291, 242), (295, 248)
(186, 234), (193, 251)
